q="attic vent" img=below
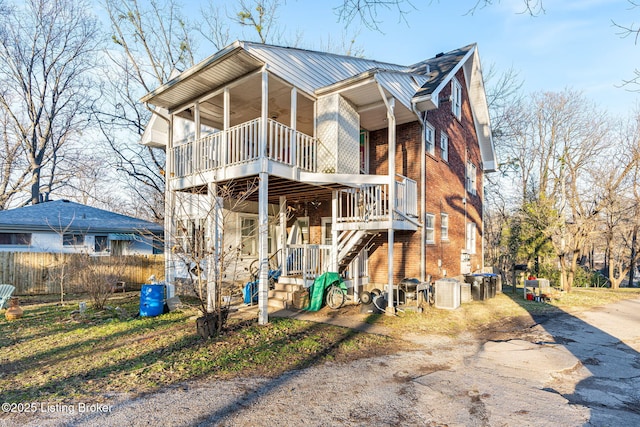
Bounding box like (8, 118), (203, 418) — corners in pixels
(435, 52), (444, 58)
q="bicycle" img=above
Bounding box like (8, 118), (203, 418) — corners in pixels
(325, 282), (346, 309)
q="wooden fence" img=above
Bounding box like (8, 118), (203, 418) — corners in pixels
(0, 252), (165, 295)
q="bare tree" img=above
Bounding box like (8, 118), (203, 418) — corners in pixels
(234, 0), (282, 44)
(92, 0), (197, 221)
(595, 115), (640, 288)
(0, 108), (28, 209)
(0, 0), (99, 207)
(336, 0), (545, 31)
(498, 90), (635, 291)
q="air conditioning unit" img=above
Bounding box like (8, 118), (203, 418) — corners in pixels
(459, 282), (472, 303)
(434, 278), (461, 310)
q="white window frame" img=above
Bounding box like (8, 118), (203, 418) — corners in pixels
(425, 213), (435, 244)
(466, 222), (477, 254)
(466, 161), (477, 195)
(440, 132), (449, 162)
(452, 78), (462, 120)
(440, 213), (449, 241)
(239, 215), (258, 256)
(321, 217), (333, 245)
(424, 122), (435, 156)
(360, 130), (369, 174)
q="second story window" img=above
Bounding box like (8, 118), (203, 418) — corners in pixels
(466, 222), (477, 254)
(452, 78), (462, 119)
(440, 132), (449, 162)
(424, 122), (435, 156)
(466, 161), (477, 195)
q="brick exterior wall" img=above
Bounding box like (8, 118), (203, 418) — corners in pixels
(367, 68), (484, 286)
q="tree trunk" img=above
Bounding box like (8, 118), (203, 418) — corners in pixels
(629, 225), (638, 288)
(30, 166), (41, 205)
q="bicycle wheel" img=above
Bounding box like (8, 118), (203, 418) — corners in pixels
(325, 284), (345, 309)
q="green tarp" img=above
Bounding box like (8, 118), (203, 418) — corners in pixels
(305, 272), (346, 312)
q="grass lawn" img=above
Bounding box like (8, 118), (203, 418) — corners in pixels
(1, 286), (639, 404)
(0, 293), (408, 404)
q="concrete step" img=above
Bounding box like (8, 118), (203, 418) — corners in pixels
(269, 289), (292, 300)
(273, 282), (304, 293)
(267, 298), (288, 309)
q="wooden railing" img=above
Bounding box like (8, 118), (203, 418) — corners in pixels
(170, 118), (317, 178)
(337, 174), (417, 225)
(395, 175), (418, 218)
(284, 244), (331, 283)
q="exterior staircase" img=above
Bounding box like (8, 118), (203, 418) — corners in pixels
(337, 230), (378, 274)
(268, 279), (307, 310)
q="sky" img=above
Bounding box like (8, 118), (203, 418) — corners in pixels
(200, 0), (639, 117)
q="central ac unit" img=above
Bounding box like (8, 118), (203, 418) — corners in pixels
(435, 278), (461, 310)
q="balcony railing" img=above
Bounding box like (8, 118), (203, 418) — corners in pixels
(337, 175), (418, 226)
(171, 118), (317, 178)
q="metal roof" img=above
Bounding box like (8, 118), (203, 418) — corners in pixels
(0, 200), (163, 234)
(141, 41), (496, 170)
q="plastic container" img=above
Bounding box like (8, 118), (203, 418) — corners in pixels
(140, 284), (165, 317)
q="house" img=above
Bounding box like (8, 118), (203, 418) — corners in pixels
(141, 41), (496, 324)
(0, 200), (163, 255)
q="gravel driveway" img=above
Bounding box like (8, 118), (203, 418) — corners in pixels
(3, 298), (640, 427)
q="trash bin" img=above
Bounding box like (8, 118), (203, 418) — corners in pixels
(140, 284), (165, 317)
(465, 275), (484, 301)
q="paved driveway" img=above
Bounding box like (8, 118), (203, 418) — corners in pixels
(5, 298), (640, 426)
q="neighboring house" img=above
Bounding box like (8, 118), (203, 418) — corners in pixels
(141, 41), (496, 323)
(0, 200), (163, 255)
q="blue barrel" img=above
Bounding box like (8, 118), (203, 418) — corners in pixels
(140, 284), (165, 317)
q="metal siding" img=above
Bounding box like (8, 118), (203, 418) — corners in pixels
(244, 43), (406, 95)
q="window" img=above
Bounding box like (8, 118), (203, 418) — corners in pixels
(440, 213), (449, 241)
(360, 130), (369, 174)
(425, 213), (435, 244)
(63, 234), (85, 246)
(95, 235), (108, 252)
(466, 222), (477, 254)
(321, 217), (333, 245)
(0, 233), (31, 245)
(466, 161), (477, 195)
(424, 122), (435, 156)
(240, 216), (258, 256)
(452, 78), (462, 119)
(440, 133), (449, 162)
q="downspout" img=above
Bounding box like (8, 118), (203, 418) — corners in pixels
(145, 104), (174, 285)
(412, 104), (426, 283)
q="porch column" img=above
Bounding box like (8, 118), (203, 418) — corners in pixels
(165, 114), (175, 285)
(385, 96), (396, 315)
(260, 69), (268, 162)
(258, 172), (269, 325)
(331, 190), (339, 272)
(258, 68), (270, 325)
(206, 183), (222, 312)
(223, 88), (230, 165)
(280, 195), (288, 276)
(290, 87), (297, 169)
